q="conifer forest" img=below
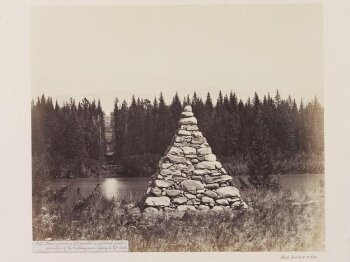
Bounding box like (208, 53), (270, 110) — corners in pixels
(31, 90), (324, 180)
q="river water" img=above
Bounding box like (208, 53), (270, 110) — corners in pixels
(49, 174), (324, 201)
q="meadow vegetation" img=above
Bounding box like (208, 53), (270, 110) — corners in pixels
(33, 184), (324, 252)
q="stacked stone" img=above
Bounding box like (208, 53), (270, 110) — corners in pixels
(142, 105), (247, 213)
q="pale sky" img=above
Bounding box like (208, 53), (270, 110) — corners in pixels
(32, 5), (323, 114)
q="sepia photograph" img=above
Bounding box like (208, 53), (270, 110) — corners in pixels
(30, 3), (325, 252)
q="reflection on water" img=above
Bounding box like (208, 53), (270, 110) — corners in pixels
(101, 178), (119, 200)
(49, 174), (324, 201)
(49, 177), (150, 201)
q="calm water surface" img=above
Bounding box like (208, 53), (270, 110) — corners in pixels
(49, 174), (324, 201)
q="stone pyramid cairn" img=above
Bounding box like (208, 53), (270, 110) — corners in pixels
(141, 105), (247, 212)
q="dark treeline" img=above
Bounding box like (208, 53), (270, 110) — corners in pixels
(32, 95), (107, 179)
(113, 90), (324, 176)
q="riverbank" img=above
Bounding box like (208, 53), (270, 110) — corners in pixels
(33, 185), (324, 251)
(47, 174), (324, 202)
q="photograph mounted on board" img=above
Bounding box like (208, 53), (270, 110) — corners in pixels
(31, 4), (324, 251)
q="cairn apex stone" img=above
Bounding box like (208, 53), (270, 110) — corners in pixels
(184, 105), (192, 112)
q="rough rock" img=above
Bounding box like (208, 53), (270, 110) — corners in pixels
(211, 175), (233, 183)
(197, 147), (212, 155)
(198, 205), (210, 211)
(184, 105), (192, 112)
(165, 189), (181, 197)
(193, 169), (208, 176)
(181, 180), (204, 193)
(172, 197), (188, 204)
(144, 207), (159, 213)
(204, 190), (218, 198)
(216, 199), (229, 205)
(196, 161), (217, 170)
(182, 147), (196, 155)
(204, 183), (220, 189)
(178, 130), (192, 136)
(204, 154), (217, 161)
(216, 186), (240, 198)
(212, 206), (224, 211)
(151, 187), (162, 196)
(145, 196), (171, 207)
(167, 155), (187, 164)
(201, 196), (215, 205)
(154, 180), (174, 188)
(184, 193), (196, 199)
(192, 131), (203, 137)
(181, 111), (194, 117)
(168, 147), (182, 155)
(177, 205), (196, 212)
(187, 125), (199, 131)
(179, 117), (197, 125)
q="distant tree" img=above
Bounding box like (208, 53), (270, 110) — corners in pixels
(247, 110), (279, 189)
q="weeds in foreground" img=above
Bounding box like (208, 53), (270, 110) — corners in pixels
(33, 185), (324, 252)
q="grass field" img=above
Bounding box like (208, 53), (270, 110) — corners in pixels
(33, 185), (325, 252)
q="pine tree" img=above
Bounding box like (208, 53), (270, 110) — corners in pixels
(248, 110), (278, 189)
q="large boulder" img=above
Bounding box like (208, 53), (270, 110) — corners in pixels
(181, 180), (204, 193)
(150, 187), (162, 196)
(168, 147), (183, 155)
(196, 161), (217, 170)
(172, 197), (188, 204)
(216, 199), (229, 205)
(204, 190), (218, 198)
(197, 147), (212, 155)
(211, 175), (233, 183)
(165, 189), (181, 197)
(204, 154), (217, 162)
(201, 196), (215, 205)
(216, 186), (240, 198)
(154, 180), (174, 188)
(182, 146), (196, 155)
(166, 155), (187, 164)
(145, 196), (171, 207)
